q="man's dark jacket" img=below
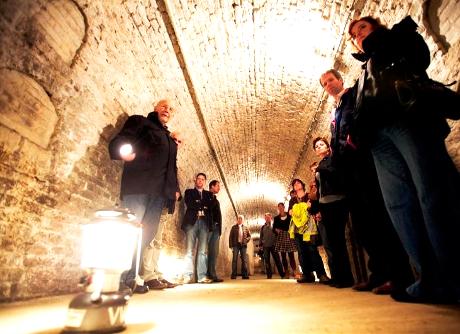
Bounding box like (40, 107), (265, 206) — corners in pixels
(210, 194), (222, 235)
(108, 112), (180, 213)
(181, 188), (214, 231)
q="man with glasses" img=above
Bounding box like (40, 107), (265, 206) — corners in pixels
(109, 99), (181, 293)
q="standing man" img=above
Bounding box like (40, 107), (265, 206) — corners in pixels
(319, 69), (413, 294)
(206, 180), (224, 283)
(109, 99), (181, 293)
(229, 215), (251, 279)
(182, 173), (214, 284)
(260, 213), (285, 279)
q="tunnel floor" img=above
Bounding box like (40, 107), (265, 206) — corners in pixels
(1, 274), (460, 333)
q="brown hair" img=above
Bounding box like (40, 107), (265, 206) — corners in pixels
(348, 16), (385, 37)
(291, 178), (306, 190)
(348, 16), (387, 51)
(312, 137), (330, 150)
(319, 69), (343, 87)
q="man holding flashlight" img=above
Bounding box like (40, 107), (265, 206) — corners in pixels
(109, 99), (181, 293)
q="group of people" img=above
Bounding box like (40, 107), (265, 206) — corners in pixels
(233, 14), (460, 305)
(108, 14), (460, 304)
(304, 15), (459, 304)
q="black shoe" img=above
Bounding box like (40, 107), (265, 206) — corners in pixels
(242, 276), (249, 279)
(119, 283), (133, 296)
(132, 284), (150, 294)
(318, 274), (331, 284)
(212, 278), (224, 283)
(372, 281), (394, 295)
(335, 281), (354, 289)
(121, 279), (149, 294)
(231, 276), (236, 279)
(145, 279), (167, 290)
(159, 278), (178, 288)
(297, 276), (315, 283)
(325, 279), (337, 287)
(297, 273), (315, 283)
(391, 290), (458, 304)
(352, 281), (374, 291)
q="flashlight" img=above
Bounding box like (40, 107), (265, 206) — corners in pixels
(119, 144), (133, 156)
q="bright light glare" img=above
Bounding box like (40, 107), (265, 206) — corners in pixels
(157, 252), (186, 281)
(95, 210), (123, 218)
(80, 221), (140, 270)
(236, 181), (287, 203)
(119, 143), (133, 156)
(264, 11), (336, 77)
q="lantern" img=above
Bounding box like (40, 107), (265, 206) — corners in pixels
(63, 207), (141, 333)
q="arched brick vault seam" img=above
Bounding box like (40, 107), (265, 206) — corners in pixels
(154, 0), (239, 216)
(69, 0), (89, 68)
(288, 0), (362, 191)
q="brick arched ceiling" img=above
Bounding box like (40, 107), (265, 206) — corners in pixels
(151, 0), (381, 223)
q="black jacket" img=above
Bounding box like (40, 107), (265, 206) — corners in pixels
(316, 155), (346, 200)
(352, 16), (449, 143)
(330, 86), (358, 160)
(273, 214), (291, 232)
(229, 224), (251, 248)
(109, 112), (180, 213)
(181, 188), (214, 231)
(210, 195), (222, 235)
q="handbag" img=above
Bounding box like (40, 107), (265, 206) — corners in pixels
(394, 77), (460, 120)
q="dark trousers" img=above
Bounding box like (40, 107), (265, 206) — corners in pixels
(232, 244), (248, 278)
(263, 246), (284, 278)
(280, 252), (297, 273)
(294, 234), (326, 277)
(319, 199), (354, 284)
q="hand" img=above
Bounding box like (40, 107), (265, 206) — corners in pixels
(171, 131), (183, 147)
(176, 192), (181, 201)
(119, 144), (136, 161)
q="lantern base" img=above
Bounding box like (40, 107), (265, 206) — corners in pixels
(63, 292), (129, 333)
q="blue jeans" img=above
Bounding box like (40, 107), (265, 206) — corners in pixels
(184, 219), (209, 281)
(121, 194), (166, 283)
(371, 121), (460, 299)
(207, 230), (220, 279)
(232, 244), (248, 277)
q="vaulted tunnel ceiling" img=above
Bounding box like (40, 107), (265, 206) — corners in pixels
(157, 0), (363, 223)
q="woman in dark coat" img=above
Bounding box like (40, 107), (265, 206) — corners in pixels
(313, 137), (353, 288)
(348, 16), (460, 303)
